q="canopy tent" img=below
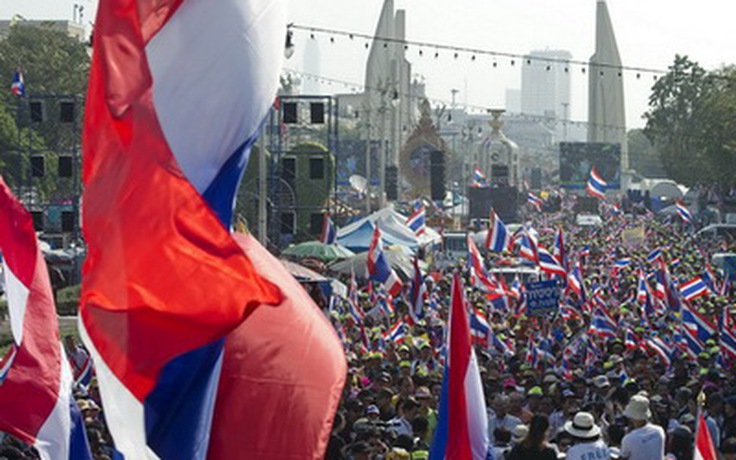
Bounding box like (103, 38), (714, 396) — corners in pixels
(281, 240), (355, 262)
(336, 207), (442, 253)
(328, 248), (428, 282)
(280, 259), (347, 298)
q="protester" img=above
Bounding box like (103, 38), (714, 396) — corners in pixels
(506, 414), (557, 460)
(620, 395), (665, 460)
(564, 412), (609, 460)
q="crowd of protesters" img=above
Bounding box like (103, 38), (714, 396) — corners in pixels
(3, 194), (736, 460)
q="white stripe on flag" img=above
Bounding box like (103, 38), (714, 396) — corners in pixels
(33, 344), (73, 460)
(465, 350), (490, 460)
(78, 318), (159, 460)
(3, 259), (30, 346)
(146, 0), (286, 193)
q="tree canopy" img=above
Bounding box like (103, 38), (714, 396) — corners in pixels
(644, 55), (736, 188)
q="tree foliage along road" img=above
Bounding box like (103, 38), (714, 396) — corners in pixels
(0, 22), (90, 197)
(644, 55), (736, 189)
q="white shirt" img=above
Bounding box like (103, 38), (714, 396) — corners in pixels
(566, 439), (609, 460)
(487, 410), (522, 441)
(621, 423), (665, 460)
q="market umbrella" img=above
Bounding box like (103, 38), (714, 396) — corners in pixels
(327, 248), (428, 281)
(282, 241), (355, 262)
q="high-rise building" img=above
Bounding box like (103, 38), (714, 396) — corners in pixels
(521, 49), (572, 119)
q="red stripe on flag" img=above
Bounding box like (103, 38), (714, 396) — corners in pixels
(447, 274), (473, 459)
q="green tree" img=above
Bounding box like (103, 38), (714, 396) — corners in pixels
(0, 23), (89, 200)
(627, 128), (666, 178)
(644, 55), (736, 188)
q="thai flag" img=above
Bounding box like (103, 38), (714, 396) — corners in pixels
(408, 257), (427, 323)
(368, 227), (404, 296)
(586, 167), (607, 200)
(471, 166), (488, 187)
(0, 179), (92, 459)
(675, 200), (693, 223)
(637, 269), (657, 317)
(320, 214), (337, 244)
(469, 308), (491, 346)
(430, 274), (491, 460)
(347, 270), (365, 323)
(579, 244), (591, 262)
(695, 411), (718, 460)
(73, 356), (95, 390)
(702, 267), (718, 293)
(527, 192), (544, 211)
(517, 228), (540, 264)
(720, 308), (736, 360)
(682, 304), (716, 343)
(80, 1), (346, 458)
(406, 204), (427, 236)
(538, 246), (567, 277)
(590, 308), (617, 339)
(624, 330), (640, 351)
(681, 327), (705, 359)
(567, 263), (587, 302)
(384, 321), (407, 344)
(553, 228), (567, 270)
(647, 248), (663, 263)
(10, 70), (25, 97)
(614, 258), (631, 269)
(680, 277), (711, 302)
(646, 337), (672, 367)
(485, 209), (510, 253)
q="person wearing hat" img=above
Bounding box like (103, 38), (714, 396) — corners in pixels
(620, 395), (665, 460)
(563, 412), (609, 460)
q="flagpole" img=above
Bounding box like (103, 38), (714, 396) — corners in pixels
(257, 123), (268, 244)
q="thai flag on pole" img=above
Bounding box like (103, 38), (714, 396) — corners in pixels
(81, 1), (346, 458)
(720, 308), (736, 360)
(647, 248), (664, 263)
(471, 166), (488, 187)
(0, 178), (92, 460)
(320, 214), (337, 244)
(527, 192), (544, 211)
(384, 321), (407, 344)
(469, 309), (491, 347)
(553, 227), (567, 271)
(485, 209), (510, 253)
(624, 330), (640, 351)
(682, 304), (716, 343)
(538, 246), (567, 277)
(368, 227), (404, 296)
(430, 273), (491, 460)
(695, 411), (718, 460)
(567, 263), (586, 303)
(646, 337), (672, 367)
(590, 308), (617, 340)
(676, 200), (693, 223)
(10, 69), (25, 97)
(517, 229), (540, 264)
(408, 256), (427, 323)
(586, 167), (607, 200)
(406, 204), (427, 236)
(680, 276), (711, 302)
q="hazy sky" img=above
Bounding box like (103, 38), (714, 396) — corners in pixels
(3, 0), (735, 128)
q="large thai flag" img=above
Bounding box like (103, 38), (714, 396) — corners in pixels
(485, 209), (510, 253)
(586, 167), (607, 200)
(0, 178), (92, 460)
(645, 337), (672, 367)
(368, 227), (403, 296)
(320, 214), (337, 244)
(406, 204), (427, 236)
(676, 200), (693, 223)
(430, 274), (491, 460)
(81, 1), (345, 458)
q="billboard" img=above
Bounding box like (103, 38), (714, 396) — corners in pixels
(559, 142), (621, 189)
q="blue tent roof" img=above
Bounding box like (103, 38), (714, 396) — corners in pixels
(337, 218), (418, 253)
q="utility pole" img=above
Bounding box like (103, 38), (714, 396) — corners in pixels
(257, 124), (267, 243)
(364, 104), (371, 214)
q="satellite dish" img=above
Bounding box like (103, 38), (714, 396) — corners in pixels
(349, 175), (368, 194)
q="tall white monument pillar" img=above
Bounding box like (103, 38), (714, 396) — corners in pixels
(588, 0), (628, 177)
